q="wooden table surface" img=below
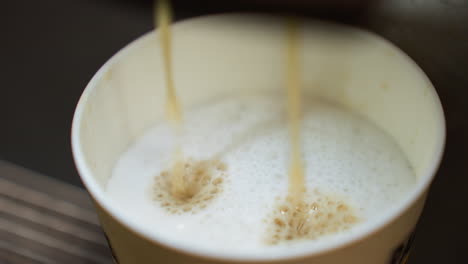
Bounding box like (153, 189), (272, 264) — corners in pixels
(0, 160), (113, 264)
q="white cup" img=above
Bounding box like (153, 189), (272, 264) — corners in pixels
(71, 14), (445, 264)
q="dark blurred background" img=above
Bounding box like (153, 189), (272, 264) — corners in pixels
(1, 0), (467, 263)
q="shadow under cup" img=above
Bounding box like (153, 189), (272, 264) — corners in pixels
(72, 14), (445, 264)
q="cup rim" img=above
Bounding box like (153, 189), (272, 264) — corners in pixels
(71, 13), (446, 262)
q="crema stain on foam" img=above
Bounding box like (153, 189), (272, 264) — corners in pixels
(153, 158), (227, 214)
(265, 189), (359, 245)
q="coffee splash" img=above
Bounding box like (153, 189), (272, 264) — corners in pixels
(153, 158), (227, 214)
(266, 190), (358, 244)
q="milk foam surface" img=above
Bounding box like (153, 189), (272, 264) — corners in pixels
(106, 94), (416, 254)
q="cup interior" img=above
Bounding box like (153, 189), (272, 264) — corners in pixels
(72, 14), (445, 260)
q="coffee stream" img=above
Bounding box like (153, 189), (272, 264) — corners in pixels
(265, 18), (358, 245)
(154, 0), (358, 242)
(154, 0), (226, 208)
(156, 0), (181, 124)
(155, 0), (184, 199)
(286, 18), (306, 200)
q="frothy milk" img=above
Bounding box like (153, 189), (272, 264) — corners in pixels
(106, 94), (416, 254)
